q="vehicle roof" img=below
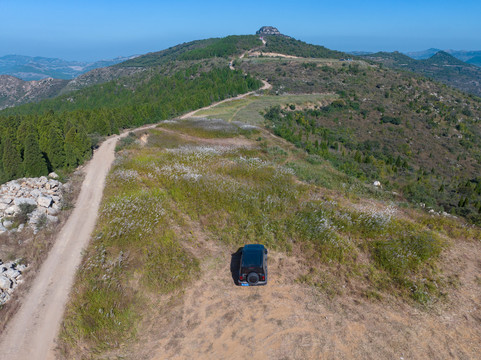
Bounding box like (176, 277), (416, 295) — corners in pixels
(241, 244), (266, 268)
(243, 244), (265, 251)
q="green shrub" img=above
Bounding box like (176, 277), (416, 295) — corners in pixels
(371, 228), (443, 277)
(15, 202), (37, 224)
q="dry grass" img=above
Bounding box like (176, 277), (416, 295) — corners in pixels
(195, 94), (336, 125)
(57, 119), (481, 359)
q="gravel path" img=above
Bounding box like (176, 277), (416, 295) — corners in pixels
(0, 124), (156, 360)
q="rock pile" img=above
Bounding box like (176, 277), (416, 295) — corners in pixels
(0, 259), (27, 305)
(0, 172), (63, 234)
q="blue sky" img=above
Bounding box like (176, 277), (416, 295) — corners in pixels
(1, 0), (481, 61)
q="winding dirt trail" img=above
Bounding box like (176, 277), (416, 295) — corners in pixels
(0, 78), (271, 359)
(0, 124), (156, 359)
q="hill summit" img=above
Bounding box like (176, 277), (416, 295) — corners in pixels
(425, 50), (468, 66)
(256, 26), (283, 36)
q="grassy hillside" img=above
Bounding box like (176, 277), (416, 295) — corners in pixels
(264, 35), (346, 59)
(235, 56), (481, 224)
(58, 119), (480, 358)
(1, 33), (470, 358)
(117, 35), (262, 68)
(2, 32), (481, 225)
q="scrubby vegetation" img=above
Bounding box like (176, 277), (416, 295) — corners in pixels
(117, 35), (262, 68)
(363, 51), (481, 97)
(263, 101), (481, 224)
(264, 35), (345, 59)
(59, 120), (479, 355)
(235, 57), (481, 224)
(1, 31), (479, 358)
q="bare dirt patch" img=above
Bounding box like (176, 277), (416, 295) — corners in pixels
(104, 234), (481, 360)
(248, 51), (301, 59)
(139, 133), (150, 146)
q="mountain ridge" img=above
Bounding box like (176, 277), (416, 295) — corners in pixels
(0, 54), (138, 81)
(0, 32), (347, 110)
(405, 48), (481, 65)
(362, 50), (481, 96)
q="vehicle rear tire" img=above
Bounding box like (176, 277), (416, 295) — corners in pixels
(247, 272), (259, 285)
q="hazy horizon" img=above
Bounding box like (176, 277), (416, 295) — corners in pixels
(1, 0), (481, 61)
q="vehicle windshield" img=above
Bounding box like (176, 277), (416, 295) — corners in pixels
(242, 251), (263, 268)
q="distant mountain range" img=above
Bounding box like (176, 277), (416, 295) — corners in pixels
(0, 54), (138, 81)
(405, 48), (481, 66)
(361, 50), (481, 96)
(350, 48), (481, 67)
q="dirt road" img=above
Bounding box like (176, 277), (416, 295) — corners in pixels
(0, 80), (271, 359)
(0, 124), (156, 359)
(180, 80), (271, 119)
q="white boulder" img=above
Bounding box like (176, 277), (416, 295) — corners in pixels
(47, 215), (59, 223)
(30, 189), (42, 198)
(5, 206), (18, 216)
(37, 195), (53, 208)
(2, 220), (13, 228)
(0, 276), (11, 290)
(4, 268), (21, 279)
(14, 197), (37, 207)
(1, 197), (12, 204)
(47, 207), (59, 216)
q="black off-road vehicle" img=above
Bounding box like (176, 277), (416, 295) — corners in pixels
(238, 244), (267, 286)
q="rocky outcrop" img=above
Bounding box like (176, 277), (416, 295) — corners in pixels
(256, 26), (283, 36)
(0, 173), (63, 234)
(0, 259), (27, 305)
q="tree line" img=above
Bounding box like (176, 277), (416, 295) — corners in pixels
(0, 67), (262, 182)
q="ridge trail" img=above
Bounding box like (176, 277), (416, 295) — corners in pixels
(180, 79), (271, 119)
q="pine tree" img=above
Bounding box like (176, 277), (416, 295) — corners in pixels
(23, 126), (48, 177)
(354, 151), (362, 163)
(64, 128), (78, 168)
(2, 133), (22, 180)
(16, 120), (29, 159)
(74, 127), (91, 162)
(46, 126), (65, 169)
